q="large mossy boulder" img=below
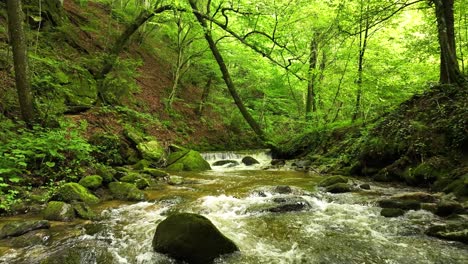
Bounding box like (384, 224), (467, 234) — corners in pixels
(120, 173), (150, 190)
(43, 201), (75, 221)
(318, 176), (348, 187)
(142, 167), (169, 178)
(55, 183), (100, 204)
(152, 213), (239, 264)
(78, 175), (103, 190)
(108, 182), (146, 201)
(426, 222), (468, 244)
(166, 150), (211, 172)
(137, 140), (164, 162)
(0, 220), (50, 239)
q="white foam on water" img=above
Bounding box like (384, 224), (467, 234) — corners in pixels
(202, 149), (272, 171)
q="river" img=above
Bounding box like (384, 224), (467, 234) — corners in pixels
(1, 150), (467, 263)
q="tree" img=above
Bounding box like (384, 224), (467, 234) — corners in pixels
(7, 0), (36, 126)
(431, 0), (466, 85)
(189, 0), (266, 141)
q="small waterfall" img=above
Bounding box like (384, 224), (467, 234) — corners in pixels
(201, 149), (272, 170)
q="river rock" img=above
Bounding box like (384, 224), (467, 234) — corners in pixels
(40, 240), (115, 264)
(43, 201), (75, 221)
(168, 176), (184, 185)
(293, 160), (312, 169)
(72, 202), (98, 220)
(242, 156), (259, 166)
(435, 200), (464, 217)
(166, 150), (211, 172)
(325, 183), (352, 193)
(271, 159), (286, 166)
(274, 185), (293, 194)
(390, 192), (438, 203)
(378, 199), (421, 211)
(381, 208), (405, 217)
(10, 229), (52, 248)
(212, 160), (240, 167)
(318, 176), (348, 187)
(55, 182), (100, 204)
(78, 175), (103, 190)
(359, 183), (371, 190)
(142, 167), (169, 177)
(152, 213), (239, 264)
(266, 197), (311, 213)
(426, 222), (468, 244)
(120, 173), (150, 189)
(137, 140), (164, 162)
(109, 182), (146, 201)
(0, 220), (50, 239)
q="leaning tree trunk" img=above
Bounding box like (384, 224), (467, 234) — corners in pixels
(7, 0), (36, 126)
(189, 0), (266, 141)
(432, 0), (466, 86)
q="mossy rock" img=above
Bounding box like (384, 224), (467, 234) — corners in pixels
(435, 200), (464, 217)
(152, 213), (239, 264)
(72, 202), (98, 220)
(133, 159), (153, 170)
(55, 183), (100, 204)
(377, 199), (421, 211)
(11, 229), (52, 248)
(108, 182), (146, 201)
(167, 149), (190, 165)
(142, 168), (169, 178)
(43, 201), (75, 221)
(381, 208), (405, 217)
(318, 176), (348, 187)
(0, 220), (50, 239)
(168, 176), (184, 185)
(89, 133), (127, 166)
(78, 175), (103, 190)
(120, 173), (150, 190)
(63, 70), (97, 110)
(95, 164), (116, 183)
(137, 140), (164, 162)
(166, 150), (211, 172)
(426, 223), (468, 244)
(325, 183), (352, 193)
(39, 241), (115, 264)
(123, 127), (145, 145)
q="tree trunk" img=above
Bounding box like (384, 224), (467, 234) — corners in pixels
(433, 0), (466, 85)
(7, 0), (36, 126)
(197, 76), (213, 116)
(189, 0), (266, 141)
(96, 5), (176, 103)
(305, 35), (318, 121)
(352, 1), (369, 122)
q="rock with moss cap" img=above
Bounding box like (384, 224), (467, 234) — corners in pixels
(55, 183), (100, 204)
(325, 183), (352, 193)
(95, 164), (116, 183)
(137, 140), (165, 162)
(152, 213), (239, 264)
(120, 173), (150, 190)
(426, 222), (468, 244)
(43, 201), (75, 221)
(166, 150), (211, 172)
(0, 220), (50, 239)
(72, 202), (98, 220)
(78, 175), (103, 190)
(318, 176), (349, 187)
(109, 182), (146, 201)
(142, 168), (169, 178)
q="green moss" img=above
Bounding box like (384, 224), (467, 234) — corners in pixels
(137, 140), (164, 162)
(325, 183), (352, 193)
(133, 159), (153, 170)
(142, 168), (169, 178)
(0, 220), (50, 239)
(43, 201), (75, 221)
(120, 173), (150, 189)
(78, 175), (103, 190)
(167, 149), (190, 165)
(95, 164), (115, 183)
(381, 208), (405, 217)
(318, 176), (348, 187)
(72, 202), (98, 220)
(166, 150), (211, 172)
(108, 182), (146, 201)
(55, 183), (100, 204)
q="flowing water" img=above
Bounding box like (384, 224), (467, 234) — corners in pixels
(1, 150), (468, 264)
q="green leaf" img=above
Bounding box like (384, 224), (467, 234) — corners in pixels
(45, 161), (56, 168)
(9, 176), (21, 183)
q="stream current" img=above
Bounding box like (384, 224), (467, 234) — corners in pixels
(1, 150), (468, 263)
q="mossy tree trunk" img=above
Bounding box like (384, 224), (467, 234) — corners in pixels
(189, 0), (266, 141)
(96, 5), (177, 103)
(432, 0), (466, 86)
(7, 0), (36, 126)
